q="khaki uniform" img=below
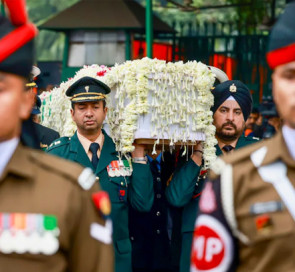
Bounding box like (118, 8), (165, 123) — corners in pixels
(191, 131), (295, 272)
(0, 144), (114, 272)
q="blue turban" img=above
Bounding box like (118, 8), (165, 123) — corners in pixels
(211, 80), (253, 121)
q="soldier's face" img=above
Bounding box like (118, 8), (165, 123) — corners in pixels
(213, 99), (245, 142)
(272, 61), (295, 129)
(71, 101), (107, 135)
(0, 72), (33, 141)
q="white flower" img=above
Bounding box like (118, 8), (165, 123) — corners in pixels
(41, 60), (217, 168)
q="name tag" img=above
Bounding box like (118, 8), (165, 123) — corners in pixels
(250, 201), (284, 215)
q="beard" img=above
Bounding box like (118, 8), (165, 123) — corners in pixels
(215, 121), (244, 142)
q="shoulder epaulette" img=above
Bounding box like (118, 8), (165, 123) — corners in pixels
(28, 148), (96, 191)
(47, 136), (71, 151)
(246, 136), (260, 142)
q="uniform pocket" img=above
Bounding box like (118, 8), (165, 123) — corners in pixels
(238, 209), (294, 243)
(116, 238), (132, 254)
(108, 176), (130, 187)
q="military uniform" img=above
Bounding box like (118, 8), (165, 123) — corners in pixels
(0, 144), (114, 272)
(165, 135), (258, 272)
(47, 130), (154, 272)
(34, 122), (60, 150)
(129, 151), (182, 272)
(191, 130), (295, 272)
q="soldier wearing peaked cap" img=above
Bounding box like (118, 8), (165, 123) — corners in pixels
(46, 76), (154, 272)
(0, 1), (113, 271)
(165, 79), (258, 272)
(191, 2), (295, 272)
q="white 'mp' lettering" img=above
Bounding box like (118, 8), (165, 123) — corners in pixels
(205, 237), (223, 262)
(195, 236), (205, 260)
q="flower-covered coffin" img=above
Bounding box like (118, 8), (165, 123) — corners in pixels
(41, 58), (217, 168)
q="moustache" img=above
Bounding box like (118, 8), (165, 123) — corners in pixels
(222, 122), (237, 130)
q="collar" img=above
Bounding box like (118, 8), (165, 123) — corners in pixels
(77, 130), (104, 153)
(282, 125), (295, 160)
(0, 138), (19, 177)
(261, 130), (295, 167)
(147, 152), (162, 164)
(0, 143), (34, 181)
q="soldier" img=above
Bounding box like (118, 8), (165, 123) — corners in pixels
(129, 149), (182, 272)
(31, 95), (60, 150)
(0, 1), (114, 271)
(166, 80), (258, 272)
(191, 2), (295, 272)
(46, 76), (154, 272)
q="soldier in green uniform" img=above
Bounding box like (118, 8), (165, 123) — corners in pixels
(165, 80), (258, 272)
(46, 76), (154, 272)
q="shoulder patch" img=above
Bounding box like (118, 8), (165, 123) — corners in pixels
(78, 168), (96, 190)
(47, 137), (70, 151)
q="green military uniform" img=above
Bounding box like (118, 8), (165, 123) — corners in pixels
(47, 130), (154, 272)
(166, 136), (259, 272)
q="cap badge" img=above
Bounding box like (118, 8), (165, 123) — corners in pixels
(230, 84), (237, 93)
(85, 86), (89, 92)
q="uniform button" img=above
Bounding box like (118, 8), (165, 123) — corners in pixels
(157, 177), (161, 182)
(156, 194), (161, 199)
(121, 182), (124, 186)
(156, 211), (161, 216)
(130, 237), (134, 241)
(95, 177), (99, 181)
(156, 229), (160, 234)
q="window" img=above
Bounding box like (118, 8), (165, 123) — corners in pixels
(68, 31), (126, 67)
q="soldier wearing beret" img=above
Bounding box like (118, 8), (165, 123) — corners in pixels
(46, 76), (154, 272)
(0, 1), (113, 271)
(166, 80), (258, 272)
(191, 2), (295, 271)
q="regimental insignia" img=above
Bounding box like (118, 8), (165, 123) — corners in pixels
(107, 160), (132, 177)
(92, 192), (111, 217)
(0, 213), (60, 255)
(229, 84), (237, 92)
(85, 86), (89, 92)
(255, 214), (273, 234)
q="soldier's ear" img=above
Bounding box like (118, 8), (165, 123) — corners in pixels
(20, 85), (34, 120)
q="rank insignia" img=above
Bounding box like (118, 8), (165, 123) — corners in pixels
(107, 160), (132, 177)
(0, 213), (59, 255)
(92, 191), (111, 217)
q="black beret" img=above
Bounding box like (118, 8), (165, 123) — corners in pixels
(0, 16), (35, 78)
(211, 80), (253, 121)
(66, 76), (111, 103)
(31, 95), (41, 115)
(267, 1), (295, 69)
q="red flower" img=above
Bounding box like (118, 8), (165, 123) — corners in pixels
(97, 70), (106, 77)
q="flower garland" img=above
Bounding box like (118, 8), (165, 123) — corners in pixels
(41, 59), (217, 168)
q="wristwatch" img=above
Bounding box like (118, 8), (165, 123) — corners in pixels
(132, 157), (148, 163)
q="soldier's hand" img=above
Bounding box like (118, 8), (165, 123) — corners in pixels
(191, 141), (203, 166)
